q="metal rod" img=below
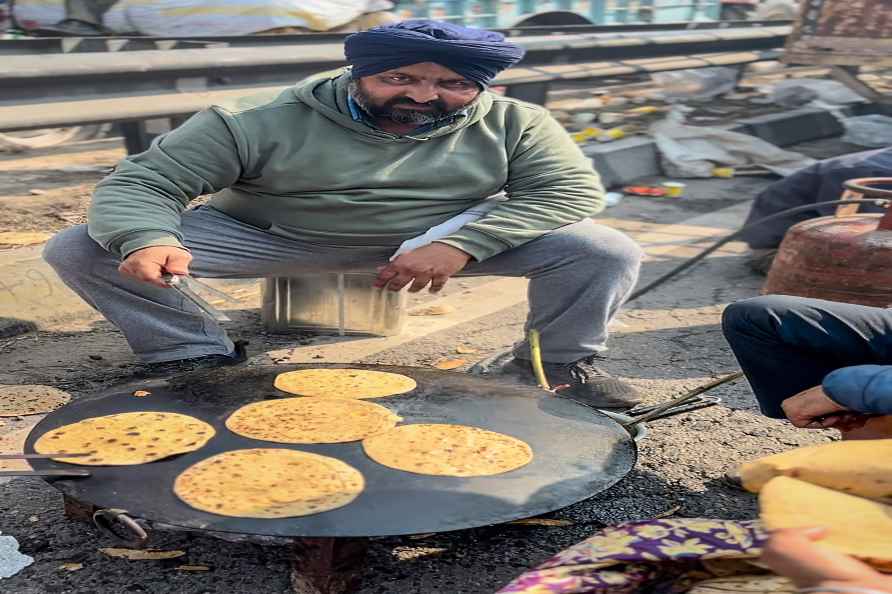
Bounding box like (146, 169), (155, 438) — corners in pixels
(621, 371), (744, 429)
(0, 469), (92, 477)
(162, 273), (232, 322)
(0, 452), (90, 459)
(186, 276), (242, 306)
(337, 273), (346, 337)
(627, 199), (891, 302)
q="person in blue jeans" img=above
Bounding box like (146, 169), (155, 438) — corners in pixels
(722, 294), (892, 439)
(739, 148), (892, 274)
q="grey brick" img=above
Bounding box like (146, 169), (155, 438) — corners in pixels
(736, 108), (844, 146)
(583, 137), (661, 189)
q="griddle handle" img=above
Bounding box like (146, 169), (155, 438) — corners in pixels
(93, 508), (149, 548)
(620, 371), (743, 429)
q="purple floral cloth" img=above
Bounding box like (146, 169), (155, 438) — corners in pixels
(498, 519), (767, 594)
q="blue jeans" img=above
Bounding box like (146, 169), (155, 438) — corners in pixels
(739, 148), (892, 249)
(722, 295), (892, 418)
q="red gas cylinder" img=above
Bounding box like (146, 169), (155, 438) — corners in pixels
(763, 177), (892, 307)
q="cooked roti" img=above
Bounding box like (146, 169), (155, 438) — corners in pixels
(688, 575), (796, 593)
(0, 385), (70, 417)
(34, 412), (215, 465)
(761, 476), (892, 570)
(740, 439), (892, 498)
(225, 398), (402, 444)
(273, 369), (416, 399)
(174, 448), (365, 518)
(0, 426), (32, 472)
(362, 424), (533, 477)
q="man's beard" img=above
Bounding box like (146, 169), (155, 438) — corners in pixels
(349, 80), (472, 125)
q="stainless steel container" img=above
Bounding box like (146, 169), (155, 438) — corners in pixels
(261, 273), (407, 336)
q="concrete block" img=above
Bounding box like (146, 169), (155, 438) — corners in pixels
(583, 137), (661, 189)
(843, 103), (892, 117)
(578, 106), (851, 192)
(737, 108), (844, 147)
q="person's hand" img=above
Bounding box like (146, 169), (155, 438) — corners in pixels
(761, 527), (892, 592)
(782, 385), (869, 430)
(374, 243), (471, 293)
(119, 246), (192, 288)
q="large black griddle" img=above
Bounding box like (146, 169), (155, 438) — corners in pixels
(26, 364), (637, 538)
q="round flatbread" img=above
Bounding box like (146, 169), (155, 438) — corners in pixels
(0, 426), (32, 472)
(760, 476), (892, 570)
(34, 412), (215, 465)
(174, 448), (365, 518)
(362, 424), (533, 477)
(688, 575), (796, 593)
(273, 369), (416, 399)
(0, 385), (71, 417)
(225, 398), (402, 444)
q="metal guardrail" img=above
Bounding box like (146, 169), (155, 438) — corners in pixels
(0, 49), (781, 132)
(0, 24), (789, 152)
(2, 25), (790, 105)
(0, 19), (791, 55)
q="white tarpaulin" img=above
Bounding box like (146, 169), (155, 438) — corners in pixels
(14, 0), (392, 34)
(11, 0), (65, 30)
(104, 0), (392, 34)
(650, 108), (816, 178)
(0, 532), (33, 580)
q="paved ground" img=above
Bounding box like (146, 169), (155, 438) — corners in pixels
(0, 137), (850, 593)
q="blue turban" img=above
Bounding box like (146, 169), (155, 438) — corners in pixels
(344, 20), (525, 88)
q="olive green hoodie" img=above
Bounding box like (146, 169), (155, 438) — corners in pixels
(88, 69), (605, 261)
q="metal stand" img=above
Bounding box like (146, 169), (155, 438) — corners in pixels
(62, 494), (97, 522)
(119, 122), (155, 155)
(290, 538), (369, 594)
(64, 495), (369, 594)
(120, 115), (191, 154)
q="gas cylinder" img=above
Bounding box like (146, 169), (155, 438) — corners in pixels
(763, 178), (892, 307)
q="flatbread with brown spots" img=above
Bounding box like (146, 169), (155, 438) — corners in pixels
(34, 412), (215, 465)
(362, 424), (533, 477)
(173, 448), (364, 518)
(225, 398), (401, 444)
(273, 369), (416, 399)
(0, 385), (70, 417)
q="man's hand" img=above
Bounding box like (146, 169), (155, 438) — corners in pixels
(119, 246), (192, 288)
(375, 243), (471, 293)
(761, 527), (892, 592)
(782, 385), (868, 430)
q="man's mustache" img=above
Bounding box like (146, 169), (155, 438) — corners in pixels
(387, 98), (448, 111)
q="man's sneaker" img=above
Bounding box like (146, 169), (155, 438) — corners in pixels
(500, 355), (641, 410)
(139, 340), (248, 376)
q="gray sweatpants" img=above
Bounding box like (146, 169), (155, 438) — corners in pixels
(44, 207), (641, 364)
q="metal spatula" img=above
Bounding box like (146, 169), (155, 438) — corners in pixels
(161, 273), (232, 322)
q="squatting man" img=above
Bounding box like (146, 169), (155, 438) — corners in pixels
(44, 20), (643, 409)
